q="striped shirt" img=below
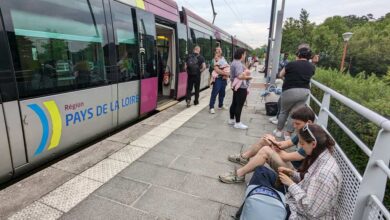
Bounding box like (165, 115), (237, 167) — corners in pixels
(286, 150), (342, 220)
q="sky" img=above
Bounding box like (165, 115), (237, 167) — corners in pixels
(175, 0), (390, 49)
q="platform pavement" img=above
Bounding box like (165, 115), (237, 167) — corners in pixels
(3, 70), (276, 220)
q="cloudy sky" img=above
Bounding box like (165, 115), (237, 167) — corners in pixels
(176, 0), (390, 48)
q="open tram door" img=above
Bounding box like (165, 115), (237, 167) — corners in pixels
(156, 23), (177, 108)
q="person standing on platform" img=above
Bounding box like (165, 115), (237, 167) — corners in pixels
(185, 45), (206, 107)
(209, 47), (229, 114)
(228, 48), (252, 129)
(273, 44), (315, 138)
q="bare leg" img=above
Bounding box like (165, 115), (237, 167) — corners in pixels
(237, 146), (274, 177)
(241, 138), (269, 159)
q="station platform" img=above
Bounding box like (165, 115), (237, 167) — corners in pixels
(1, 70), (275, 220)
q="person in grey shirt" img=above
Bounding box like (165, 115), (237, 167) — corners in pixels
(228, 48), (252, 129)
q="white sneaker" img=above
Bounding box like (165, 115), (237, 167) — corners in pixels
(228, 119), (235, 125)
(268, 116), (277, 122)
(218, 106), (227, 110)
(270, 118), (278, 125)
(273, 129), (283, 138)
(210, 108), (215, 114)
(234, 122), (248, 130)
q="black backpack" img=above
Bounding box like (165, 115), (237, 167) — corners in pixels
(187, 54), (199, 76)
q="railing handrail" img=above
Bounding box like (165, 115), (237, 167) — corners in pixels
(311, 80), (390, 131)
(309, 79), (390, 220)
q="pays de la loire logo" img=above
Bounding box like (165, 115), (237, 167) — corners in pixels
(28, 101), (62, 156)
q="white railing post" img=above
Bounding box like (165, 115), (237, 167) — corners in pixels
(352, 129), (390, 220)
(317, 93), (330, 128)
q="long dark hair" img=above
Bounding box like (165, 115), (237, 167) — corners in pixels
(298, 124), (335, 179)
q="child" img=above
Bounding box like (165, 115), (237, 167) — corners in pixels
(211, 56), (230, 84)
(231, 68), (251, 91)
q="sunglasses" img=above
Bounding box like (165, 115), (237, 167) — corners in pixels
(303, 124), (317, 144)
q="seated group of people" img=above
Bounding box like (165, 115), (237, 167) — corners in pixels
(218, 106), (343, 220)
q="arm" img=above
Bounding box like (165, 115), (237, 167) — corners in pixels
(200, 62), (206, 72)
(278, 139), (294, 150)
(214, 65), (225, 75)
(279, 67), (286, 78)
(279, 151), (305, 162)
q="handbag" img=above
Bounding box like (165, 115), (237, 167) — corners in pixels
(262, 84), (279, 116)
(265, 102), (278, 116)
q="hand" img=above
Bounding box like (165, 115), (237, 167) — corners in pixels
(278, 167), (294, 176)
(272, 145), (281, 152)
(263, 134), (275, 141)
(279, 172), (294, 187)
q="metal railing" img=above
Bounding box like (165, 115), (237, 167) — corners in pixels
(309, 79), (390, 220)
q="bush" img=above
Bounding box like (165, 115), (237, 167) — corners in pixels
(310, 68), (390, 210)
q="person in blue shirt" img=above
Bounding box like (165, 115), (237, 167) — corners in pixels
(219, 105), (315, 183)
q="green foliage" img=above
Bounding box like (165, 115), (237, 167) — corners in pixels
(251, 45), (267, 58)
(282, 10), (390, 77)
(311, 68), (390, 210)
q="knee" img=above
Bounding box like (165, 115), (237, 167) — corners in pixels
(256, 146), (272, 160)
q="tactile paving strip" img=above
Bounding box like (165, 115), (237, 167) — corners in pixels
(109, 145), (148, 164)
(79, 158), (129, 183)
(39, 176), (103, 212)
(8, 201), (62, 220)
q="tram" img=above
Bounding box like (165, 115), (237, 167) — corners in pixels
(0, 0), (251, 183)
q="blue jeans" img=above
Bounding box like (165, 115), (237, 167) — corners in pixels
(209, 77), (227, 109)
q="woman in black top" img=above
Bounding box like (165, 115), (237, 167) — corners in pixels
(273, 44), (315, 138)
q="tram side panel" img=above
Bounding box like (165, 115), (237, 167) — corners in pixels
(0, 12), (19, 181)
(0, 0), (121, 170)
(0, 101), (13, 182)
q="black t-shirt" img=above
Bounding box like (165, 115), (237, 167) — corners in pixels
(282, 60), (315, 91)
(185, 53), (205, 76)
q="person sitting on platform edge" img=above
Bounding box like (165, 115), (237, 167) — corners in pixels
(241, 124), (342, 220)
(219, 106), (315, 183)
(185, 45), (206, 107)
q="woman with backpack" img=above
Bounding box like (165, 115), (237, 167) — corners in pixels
(238, 124), (342, 220)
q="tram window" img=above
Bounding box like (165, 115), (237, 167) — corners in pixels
(222, 40), (232, 62)
(193, 30), (212, 66)
(112, 2), (139, 82)
(5, 0), (109, 98)
(177, 24), (188, 72)
(136, 10), (156, 79)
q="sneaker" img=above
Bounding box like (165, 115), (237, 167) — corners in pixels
(186, 100), (191, 108)
(210, 108), (215, 114)
(270, 118), (278, 125)
(219, 168), (245, 184)
(228, 119), (235, 125)
(273, 129), (283, 138)
(268, 116), (277, 122)
(234, 122), (248, 130)
(228, 154), (249, 165)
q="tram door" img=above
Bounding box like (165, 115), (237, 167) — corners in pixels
(136, 9), (158, 114)
(156, 24), (176, 103)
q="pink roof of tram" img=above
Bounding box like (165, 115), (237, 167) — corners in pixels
(144, 0), (179, 22)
